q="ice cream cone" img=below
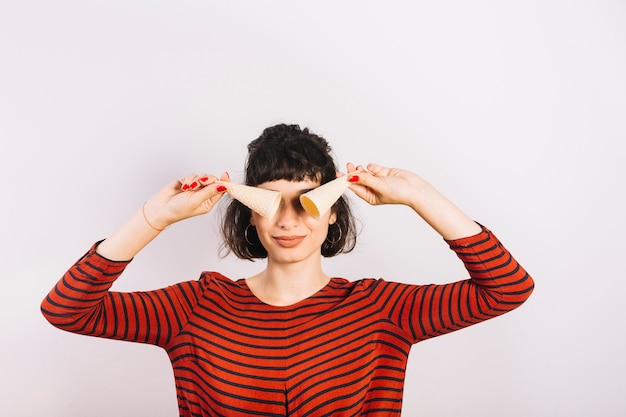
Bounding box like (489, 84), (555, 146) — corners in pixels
(299, 176), (350, 219)
(219, 182), (281, 219)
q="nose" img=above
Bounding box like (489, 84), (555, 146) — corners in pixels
(275, 200), (301, 228)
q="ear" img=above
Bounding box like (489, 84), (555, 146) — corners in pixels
(328, 210), (337, 225)
(249, 213), (257, 227)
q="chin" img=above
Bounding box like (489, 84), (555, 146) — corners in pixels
(267, 247), (322, 265)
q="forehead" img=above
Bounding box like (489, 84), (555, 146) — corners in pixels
(256, 178), (320, 194)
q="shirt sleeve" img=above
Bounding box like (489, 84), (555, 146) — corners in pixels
(40, 243), (203, 348)
(377, 226), (535, 344)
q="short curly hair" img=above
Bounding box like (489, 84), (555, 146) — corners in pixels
(221, 124), (357, 260)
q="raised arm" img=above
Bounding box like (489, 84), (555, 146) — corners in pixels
(41, 173), (228, 345)
(346, 162), (481, 240)
(369, 226), (534, 343)
(98, 172), (229, 260)
(348, 163), (534, 341)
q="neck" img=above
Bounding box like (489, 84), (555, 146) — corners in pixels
(247, 257), (330, 307)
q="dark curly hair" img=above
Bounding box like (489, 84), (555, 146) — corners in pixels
(221, 124), (358, 260)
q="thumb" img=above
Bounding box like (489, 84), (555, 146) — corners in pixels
(365, 163), (391, 177)
(346, 168), (382, 204)
(347, 165), (384, 189)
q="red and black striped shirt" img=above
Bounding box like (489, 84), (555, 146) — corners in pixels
(41, 227), (534, 416)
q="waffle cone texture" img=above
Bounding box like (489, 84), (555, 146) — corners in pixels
(219, 182), (281, 219)
(299, 176), (350, 219)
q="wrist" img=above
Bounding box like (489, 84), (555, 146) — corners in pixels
(142, 201), (170, 232)
(405, 178), (437, 209)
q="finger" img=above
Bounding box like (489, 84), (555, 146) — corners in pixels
(366, 163), (388, 176)
(346, 169), (377, 198)
(180, 173), (201, 191)
(349, 167), (380, 185)
(198, 174), (218, 186)
(347, 182), (376, 204)
(214, 172), (231, 192)
(190, 181), (228, 210)
(344, 163), (367, 185)
(182, 174), (223, 191)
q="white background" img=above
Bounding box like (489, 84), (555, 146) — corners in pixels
(1, 1), (625, 416)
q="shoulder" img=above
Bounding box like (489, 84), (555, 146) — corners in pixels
(196, 271), (254, 298)
(197, 271), (238, 289)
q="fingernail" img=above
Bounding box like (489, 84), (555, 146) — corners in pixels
(190, 181), (198, 190)
(348, 175), (359, 183)
(199, 177), (209, 182)
(216, 185), (227, 192)
(182, 184), (189, 191)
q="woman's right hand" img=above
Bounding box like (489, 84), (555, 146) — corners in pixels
(143, 172), (231, 230)
(96, 172), (231, 261)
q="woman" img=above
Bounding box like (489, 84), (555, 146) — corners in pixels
(41, 124), (534, 416)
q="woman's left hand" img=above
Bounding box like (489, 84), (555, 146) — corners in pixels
(346, 162), (427, 207)
(345, 162), (482, 240)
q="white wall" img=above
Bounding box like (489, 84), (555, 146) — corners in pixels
(1, 1), (625, 416)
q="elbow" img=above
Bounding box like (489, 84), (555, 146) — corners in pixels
(40, 294), (89, 332)
(500, 272), (535, 310)
(40, 295), (67, 328)
(517, 272), (535, 303)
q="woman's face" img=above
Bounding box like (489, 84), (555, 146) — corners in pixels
(250, 178), (337, 265)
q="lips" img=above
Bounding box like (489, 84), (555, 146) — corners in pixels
(273, 235), (306, 248)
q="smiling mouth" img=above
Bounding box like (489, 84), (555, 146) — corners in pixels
(273, 236), (306, 248)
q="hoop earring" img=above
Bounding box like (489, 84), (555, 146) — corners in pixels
(244, 224), (257, 246)
(326, 224), (342, 245)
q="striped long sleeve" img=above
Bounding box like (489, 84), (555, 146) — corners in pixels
(377, 226), (534, 343)
(41, 226), (534, 416)
(41, 245), (201, 347)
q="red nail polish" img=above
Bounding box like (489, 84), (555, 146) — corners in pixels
(348, 175), (359, 183)
(190, 181), (198, 189)
(182, 184), (189, 191)
(199, 177), (209, 182)
(216, 185), (227, 192)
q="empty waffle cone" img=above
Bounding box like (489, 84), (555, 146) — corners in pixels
(219, 182), (281, 219)
(299, 176), (350, 219)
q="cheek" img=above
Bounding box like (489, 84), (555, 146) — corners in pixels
(317, 210), (337, 226)
(252, 218), (271, 233)
(250, 212), (263, 227)
(304, 217), (332, 235)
